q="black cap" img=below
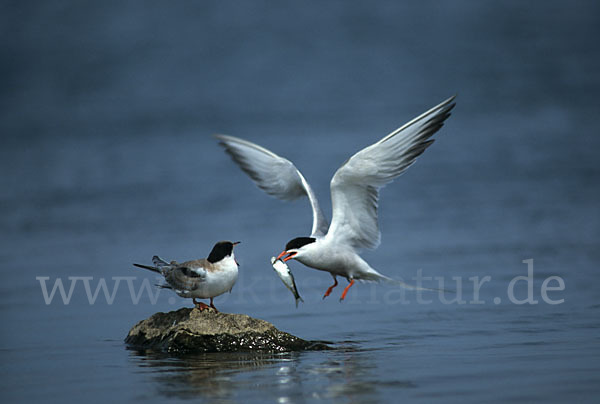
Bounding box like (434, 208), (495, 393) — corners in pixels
(207, 241), (239, 263)
(285, 237), (316, 251)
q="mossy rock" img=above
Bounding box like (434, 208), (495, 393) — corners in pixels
(125, 308), (330, 353)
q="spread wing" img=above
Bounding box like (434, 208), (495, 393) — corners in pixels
(327, 96), (456, 249)
(215, 134), (329, 237)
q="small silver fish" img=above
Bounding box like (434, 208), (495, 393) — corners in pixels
(271, 257), (304, 307)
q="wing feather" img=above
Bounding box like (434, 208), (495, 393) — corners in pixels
(327, 96), (456, 249)
(165, 265), (208, 292)
(215, 134), (329, 236)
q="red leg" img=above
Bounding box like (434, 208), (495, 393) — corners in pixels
(323, 276), (338, 299)
(193, 298), (210, 311)
(209, 297), (219, 313)
(339, 279), (355, 301)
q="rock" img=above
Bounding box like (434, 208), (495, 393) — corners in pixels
(125, 308), (330, 353)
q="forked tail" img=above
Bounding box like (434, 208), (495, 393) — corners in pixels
(361, 269), (443, 292)
(132, 263), (161, 274)
(132, 256), (172, 275)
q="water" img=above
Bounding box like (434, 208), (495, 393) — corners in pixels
(2, 1), (600, 402)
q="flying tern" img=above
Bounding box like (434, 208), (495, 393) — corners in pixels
(216, 96), (455, 300)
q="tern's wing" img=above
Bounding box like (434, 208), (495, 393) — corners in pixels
(215, 134), (329, 237)
(327, 96), (456, 249)
(164, 263), (208, 292)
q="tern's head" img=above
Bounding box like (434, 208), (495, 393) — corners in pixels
(207, 240), (240, 263)
(277, 237), (316, 262)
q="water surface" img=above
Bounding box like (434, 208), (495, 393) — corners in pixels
(1, 1), (599, 402)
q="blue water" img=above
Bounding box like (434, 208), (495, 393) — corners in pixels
(2, 1), (600, 402)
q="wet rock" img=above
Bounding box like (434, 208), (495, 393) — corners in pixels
(125, 308), (330, 353)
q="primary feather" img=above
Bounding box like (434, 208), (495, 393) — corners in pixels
(215, 134), (329, 236)
(327, 96), (455, 249)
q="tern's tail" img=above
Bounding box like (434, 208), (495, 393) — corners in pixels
(133, 256), (172, 275)
(361, 269), (441, 292)
(132, 263), (161, 274)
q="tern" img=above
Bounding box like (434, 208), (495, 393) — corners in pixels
(216, 96), (455, 301)
(133, 241), (240, 311)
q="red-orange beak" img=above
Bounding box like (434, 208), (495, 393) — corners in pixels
(276, 250), (297, 262)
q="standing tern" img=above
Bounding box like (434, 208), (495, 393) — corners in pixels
(216, 96), (455, 301)
(133, 241), (240, 311)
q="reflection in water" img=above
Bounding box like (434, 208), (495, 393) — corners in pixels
(128, 344), (416, 403)
(128, 349), (297, 401)
(307, 344), (416, 403)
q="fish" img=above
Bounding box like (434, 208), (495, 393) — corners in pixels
(271, 257), (304, 307)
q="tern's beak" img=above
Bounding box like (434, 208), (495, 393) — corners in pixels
(277, 250), (297, 262)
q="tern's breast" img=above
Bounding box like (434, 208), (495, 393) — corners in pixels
(190, 258), (238, 298)
(295, 240), (362, 276)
